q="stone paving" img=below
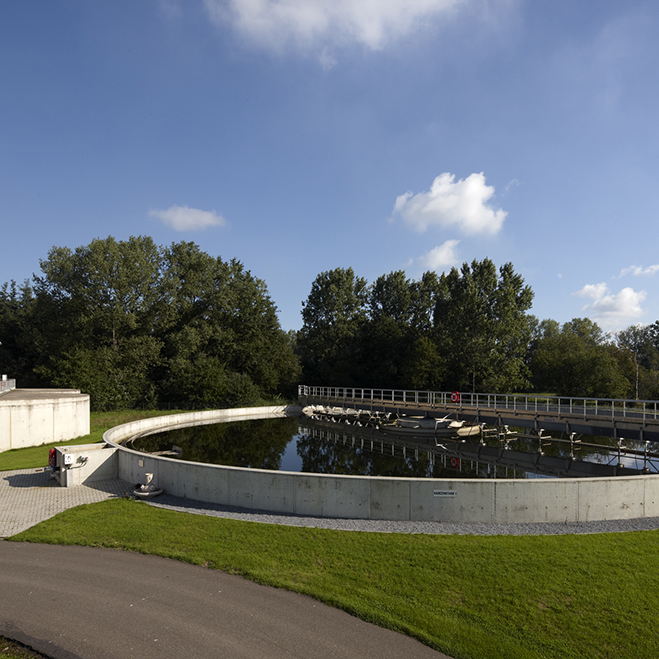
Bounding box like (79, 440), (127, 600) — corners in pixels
(0, 468), (133, 537)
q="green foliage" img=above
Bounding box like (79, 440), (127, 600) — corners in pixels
(531, 319), (629, 398)
(0, 637), (45, 658)
(298, 260), (534, 394)
(615, 324), (659, 400)
(0, 280), (45, 386)
(1, 236), (300, 410)
(298, 267), (369, 385)
(434, 259), (534, 393)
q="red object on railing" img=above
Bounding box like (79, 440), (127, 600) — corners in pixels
(450, 391), (460, 403)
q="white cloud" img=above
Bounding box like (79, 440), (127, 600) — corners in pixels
(393, 172), (507, 235)
(149, 205), (227, 231)
(203, 0), (465, 56)
(618, 264), (659, 277)
(417, 240), (460, 271)
(573, 282), (646, 331)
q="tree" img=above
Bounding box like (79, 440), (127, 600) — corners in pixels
(615, 324), (659, 400)
(369, 271), (413, 326)
(13, 236), (300, 410)
(531, 318), (629, 398)
(409, 271), (441, 334)
(399, 336), (445, 391)
(298, 267), (369, 385)
(434, 259), (534, 393)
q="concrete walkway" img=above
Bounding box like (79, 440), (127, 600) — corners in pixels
(0, 468), (132, 538)
(0, 471), (450, 658)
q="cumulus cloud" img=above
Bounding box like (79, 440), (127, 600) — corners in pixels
(393, 172), (507, 235)
(203, 0), (464, 56)
(618, 264), (659, 277)
(149, 205), (227, 231)
(573, 282), (646, 330)
(417, 240), (460, 271)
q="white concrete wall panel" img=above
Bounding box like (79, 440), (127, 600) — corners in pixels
(292, 474), (330, 517)
(0, 408), (10, 452)
(11, 402), (53, 449)
(54, 445), (118, 486)
(494, 479), (579, 524)
(577, 478), (646, 521)
(369, 477), (410, 521)
(409, 480), (495, 523)
(249, 471), (298, 514)
(319, 476), (370, 519)
(643, 476), (659, 517)
(0, 391), (90, 451)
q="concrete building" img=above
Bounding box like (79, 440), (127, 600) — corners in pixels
(0, 388), (90, 452)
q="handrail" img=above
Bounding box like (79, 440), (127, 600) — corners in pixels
(0, 378), (16, 394)
(298, 385), (659, 422)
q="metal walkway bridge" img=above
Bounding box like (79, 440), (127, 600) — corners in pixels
(298, 385), (659, 443)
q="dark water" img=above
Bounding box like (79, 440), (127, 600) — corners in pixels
(125, 416), (556, 479)
(128, 416), (659, 479)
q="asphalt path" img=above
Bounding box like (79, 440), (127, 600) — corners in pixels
(0, 541), (449, 659)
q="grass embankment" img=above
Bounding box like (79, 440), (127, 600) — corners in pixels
(10, 498), (659, 659)
(0, 409), (186, 472)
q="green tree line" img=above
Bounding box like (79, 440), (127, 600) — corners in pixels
(297, 262), (659, 400)
(0, 236), (300, 410)
(2, 239), (659, 407)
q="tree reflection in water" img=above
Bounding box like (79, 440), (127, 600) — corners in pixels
(295, 429), (529, 479)
(130, 416), (659, 477)
(131, 417), (298, 470)
(130, 416), (529, 478)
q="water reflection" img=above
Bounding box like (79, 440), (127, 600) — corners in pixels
(127, 416), (659, 478)
(126, 416), (523, 479)
(131, 417), (298, 470)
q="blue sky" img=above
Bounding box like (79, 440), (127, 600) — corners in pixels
(2, 0), (658, 333)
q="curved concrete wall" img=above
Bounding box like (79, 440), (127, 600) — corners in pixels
(103, 407), (659, 523)
(0, 389), (90, 452)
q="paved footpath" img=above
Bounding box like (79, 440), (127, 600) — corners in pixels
(0, 468), (132, 538)
(0, 470), (450, 659)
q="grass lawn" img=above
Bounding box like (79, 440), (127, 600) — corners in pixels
(9, 498), (659, 659)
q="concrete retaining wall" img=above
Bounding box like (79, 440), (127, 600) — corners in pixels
(54, 443), (119, 487)
(0, 389), (90, 452)
(102, 406), (659, 523)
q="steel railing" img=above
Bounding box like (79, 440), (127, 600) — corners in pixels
(298, 385), (659, 422)
(0, 379), (16, 394)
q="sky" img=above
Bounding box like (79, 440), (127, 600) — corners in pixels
(2, 0), (659, 334)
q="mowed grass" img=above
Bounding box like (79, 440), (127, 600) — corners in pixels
(0, 409), (185, 472)
(10, 498), (659, 659)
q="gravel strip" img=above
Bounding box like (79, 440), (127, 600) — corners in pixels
(145, 493), (659, 536)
